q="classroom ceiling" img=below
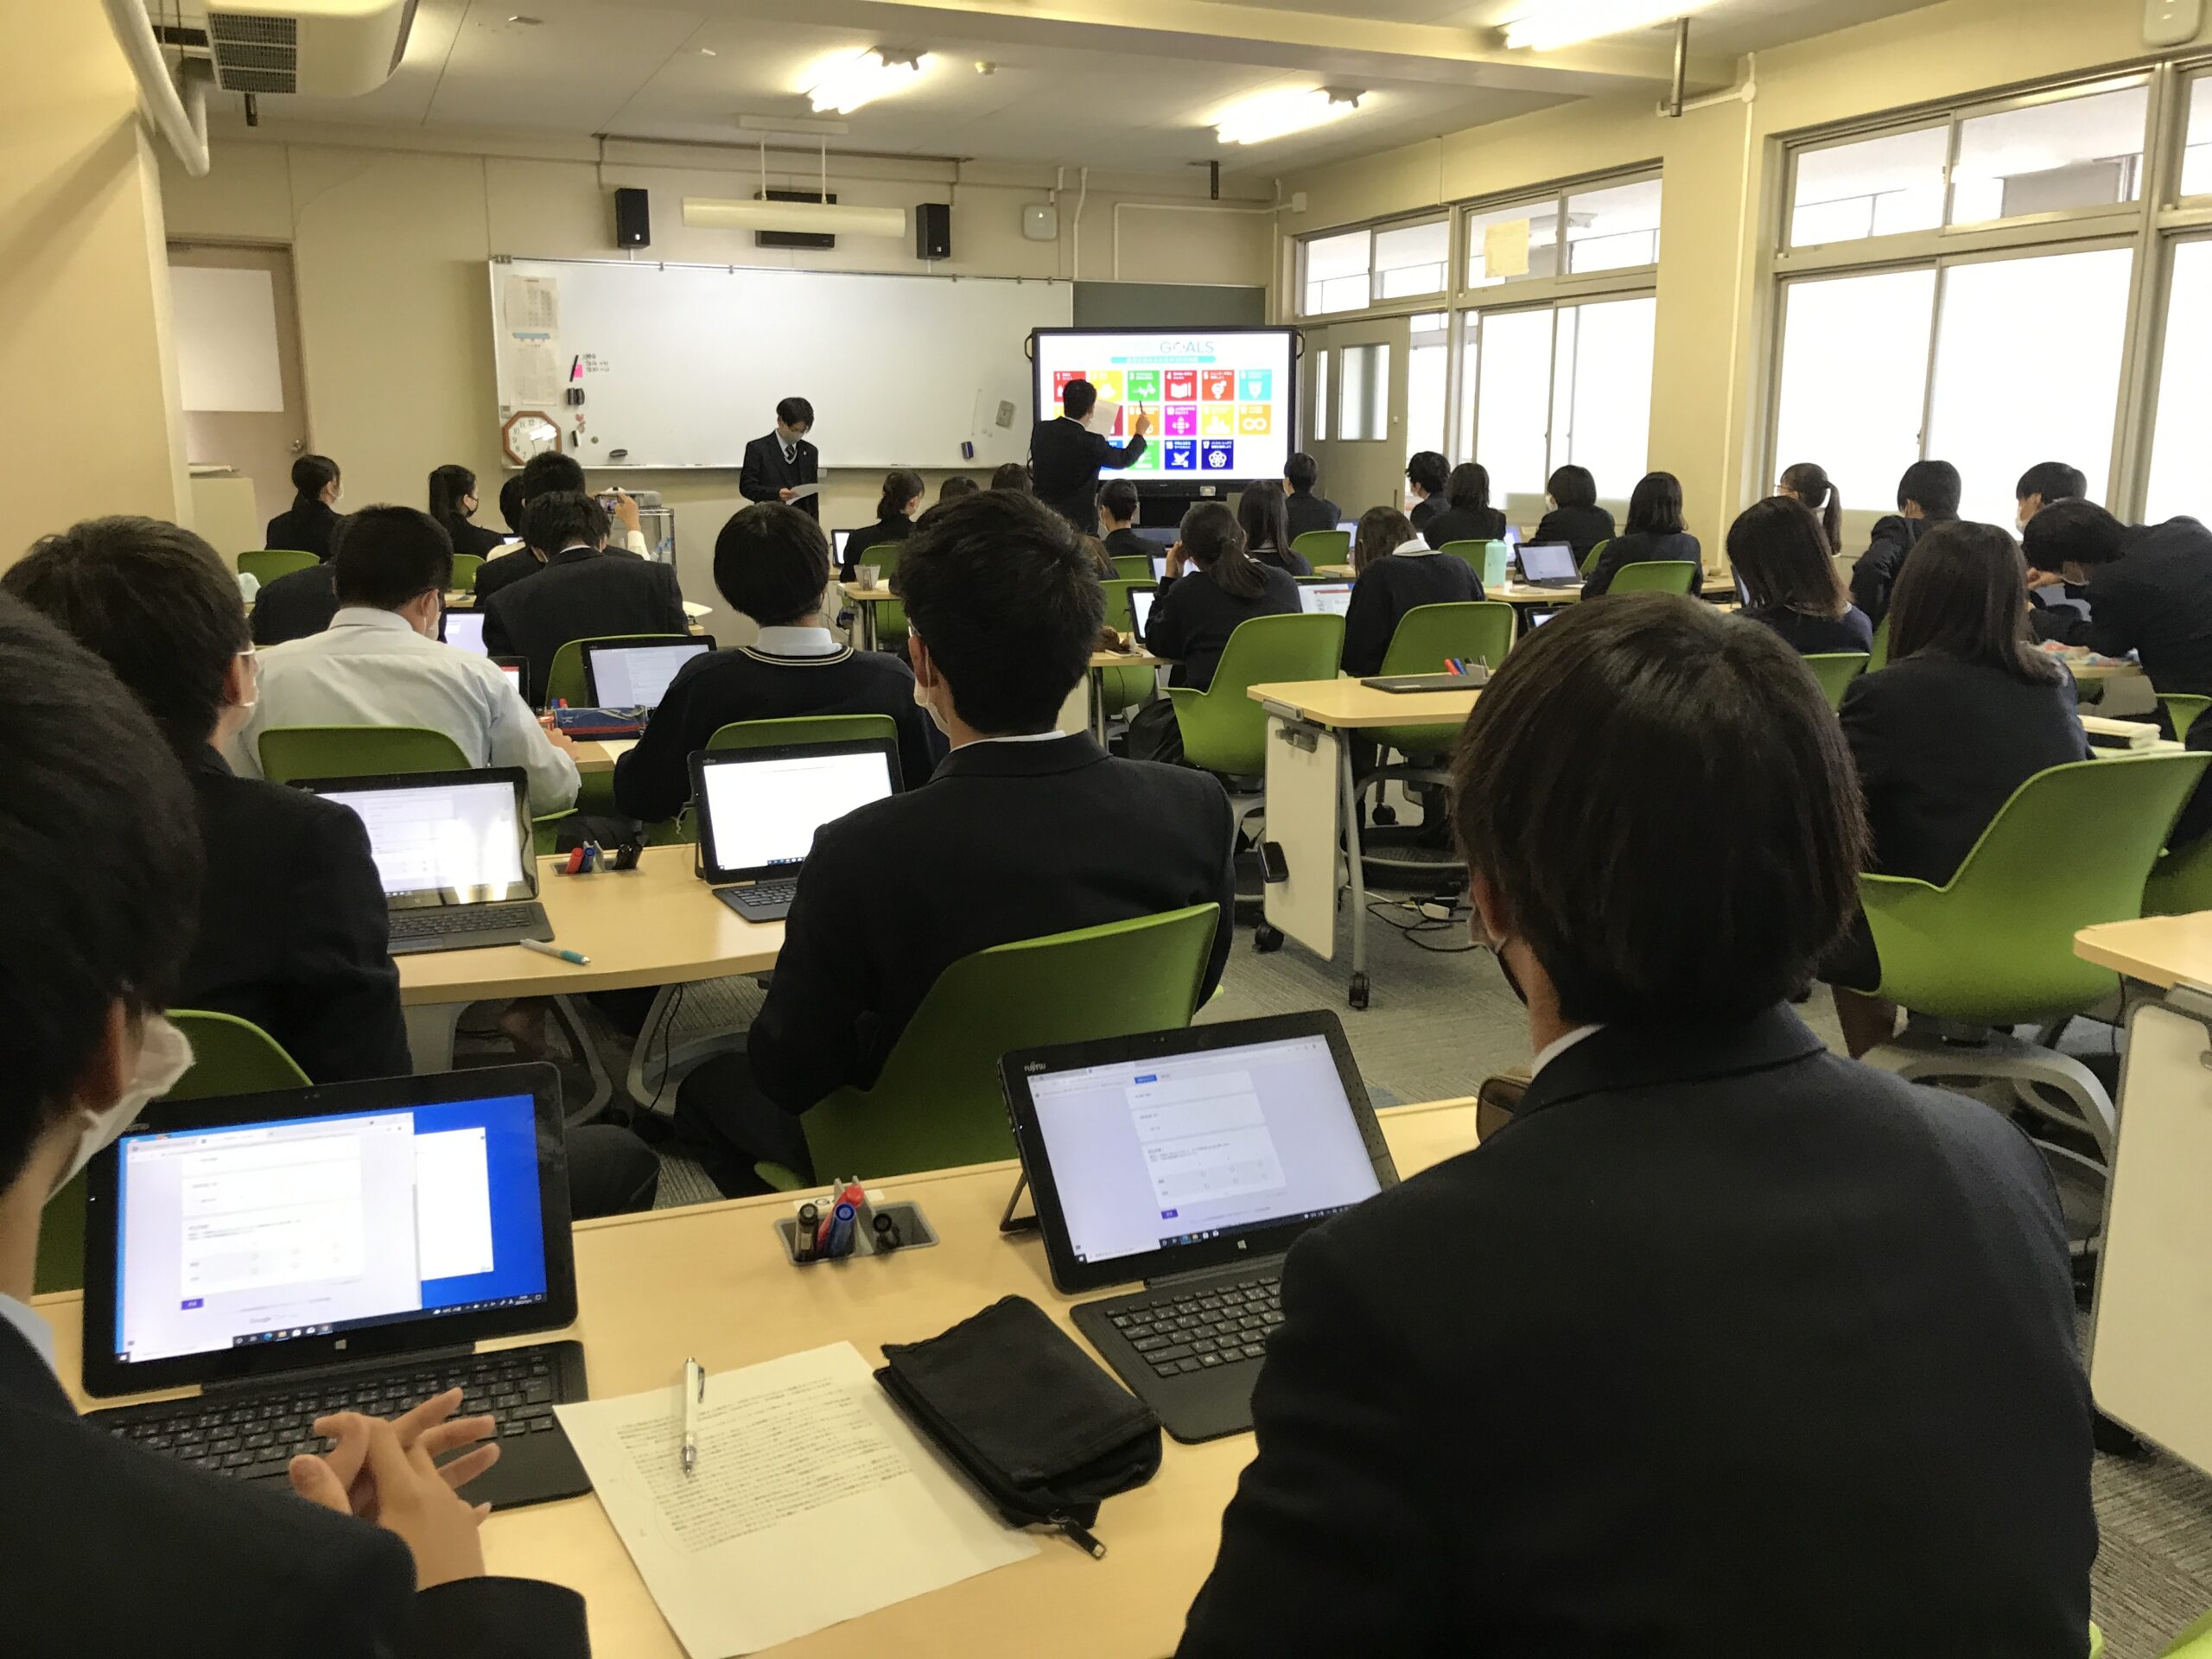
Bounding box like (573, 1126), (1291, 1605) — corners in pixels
(180, 0), (1945, 176)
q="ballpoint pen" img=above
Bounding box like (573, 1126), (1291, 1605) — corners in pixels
(518, 938), (590, 966)
(682, 1357), (703, 1476)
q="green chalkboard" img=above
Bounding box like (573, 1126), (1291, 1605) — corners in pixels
(1071, 283), (1268, 329)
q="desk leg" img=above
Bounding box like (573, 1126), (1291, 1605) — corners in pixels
(859, 606), (877, 653)
(1089, 668), (1105, 743)
(404, 1003), (462, 1072)
(1338, 734), (1370, 1010)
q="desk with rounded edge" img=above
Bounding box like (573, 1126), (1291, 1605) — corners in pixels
(41, 1096), (1481, 1659)
(1247, 677), (1482, 1010)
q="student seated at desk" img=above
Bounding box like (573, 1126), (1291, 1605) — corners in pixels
(249, 556), (341, 647)
(679, 492), (1236, 1186)
(1340, 505), (1482, 679)
(1281, 451), (1339, 543)
(938, 474), (979, 505)
(498, 474), (528, 538)
(1142, 501), (1302, 693)
(1176, 594), (2094, 1659)
(2017, 462), (2093, 644)
(235, 506), (581, 817)
(1097, 478), (1153, 567)
(2023, 503), (2212, 709)
(4, 518), (407, 1084)
(265, 453), (345, 563)
(1849, 458), (1961, 626)
(1581, 471), (1701, 598)
(613, 505), (944, 823)
(840, 469), (922, 581)
(1420, 461), (1510, 550)
(1404, 450), (1450, 536)
(989, 461), (1033, 493)
(1726, 496), (1873, 655)
(0, 596), (590, 1658)
(473, 453), (650, 607)
(1777, 460), (1843, 554)
(1236, 480), (1312, 576)
(429, 463), (509, 559)
(1825, 522), (2089, 1057)
(1531, 463), (1615, 560)
(483, 492), (689, 707)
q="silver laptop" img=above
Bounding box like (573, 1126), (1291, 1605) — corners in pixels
(1300, 582), (1353, 617)
(581, 638), (710, 710)
(1516, 541), (1580, 587)
(299, 768), (552, 955)
(690, 739), (900, 923)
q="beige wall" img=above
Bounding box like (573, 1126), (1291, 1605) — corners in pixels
(1276, 0), (2209, 555)
(159, 128), (1274, 604)
(2, 3), (187, 567)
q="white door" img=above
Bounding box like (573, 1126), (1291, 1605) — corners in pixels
(168, 243), (312, 534)
(1306, 315), (1411, 522)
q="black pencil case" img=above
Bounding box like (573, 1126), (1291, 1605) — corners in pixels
(875, 1294), (1161, 1557)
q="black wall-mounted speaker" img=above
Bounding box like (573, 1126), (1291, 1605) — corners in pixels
(614, 187), (650, 249)
(917, 201), (952, 260)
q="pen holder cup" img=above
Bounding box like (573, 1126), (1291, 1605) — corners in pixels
(775, 1199), (938, 1266)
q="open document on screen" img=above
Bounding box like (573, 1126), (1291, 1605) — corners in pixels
(320, 779), (525, 898)
(702, 749), (894, 874)
(1029, 1034), (1382, 1266)
(589, 643), (708, 709)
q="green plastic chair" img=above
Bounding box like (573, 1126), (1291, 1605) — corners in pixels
(545, 632), (692, 709)
(1434, 539), (1511, 588)
(2159, 1611), (2212, 1655)
(2158, 692), (2210, 741)
(2146, 827), (2212, 916)
(1859, 753), (2209, 1161)
(1867, 613), (1891, 671)
(1096, 579), (1162, 718)
(1579, 538), (1609, 577)
(1291, 529), (1351, 566)
(759, 904), (1223, 1189)
(1606, 560), (1698, 597)
(1169, 613), (1345, 779)
(238, 549), (319, 586)
(709, 714), (899, 754)
(1111, 554), (1153, 583)
(449, 553), (484, 593)
(35, 1011), (310, 1295)
(1364, 602), (1516, 759)
(1804, 652), (1870, 710)
(258, 723), (470, 784)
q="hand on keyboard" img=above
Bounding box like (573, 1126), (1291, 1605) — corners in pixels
(287, 1387), (500, 1523)
(293, 1409), (493, 1590)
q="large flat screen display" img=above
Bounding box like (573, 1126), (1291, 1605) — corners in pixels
(1033, 327), (1297, 486)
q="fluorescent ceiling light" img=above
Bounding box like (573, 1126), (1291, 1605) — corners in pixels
(682, 197), (910, 238)
(1502, 0), (1718, 51)
(1216, 87), (1363, 147)
(806, 48), (926, 115)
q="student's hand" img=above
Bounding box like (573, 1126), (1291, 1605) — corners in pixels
(538, 712), (578, 754)
(288, 1390), (500, 1522)
(609, 490), (643, 534)
(2026, 568), (2067, 590)
(778, 487), (796, 503)
(1132, 404), (1153, 438)
(1166, 541), (1189, 579)
(292, 1411), (491, 1591)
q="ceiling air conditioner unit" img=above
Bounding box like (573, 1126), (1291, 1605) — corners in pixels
(204, 0), (419, 98)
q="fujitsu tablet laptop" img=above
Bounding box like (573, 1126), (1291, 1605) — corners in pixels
(1516, 542), (1580, 587)
(689, 737), (901, 922)
(582, 638), (710, 709)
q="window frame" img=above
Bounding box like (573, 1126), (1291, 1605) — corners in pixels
(1457, 289), (1660, 505)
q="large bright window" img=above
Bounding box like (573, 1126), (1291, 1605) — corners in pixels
(2186, 75), (2212, 198)
(1467, 175), (1658, 289)
(2146, 239), (2212, 524)
(1772, 270), (1936, 507)
(1311, 349), (1331, 445)
(1405, 313), (1449, 461)
(1460, 296), (1656, 505)
(1566, 178), (1662, 274)
(1375, 220), (1449, 300)
(1338, 342), (1390, 442)
(1789, 126), (1948, 247)
(1303, 231), (1370, 316)
(1300, 219), (1447, 315)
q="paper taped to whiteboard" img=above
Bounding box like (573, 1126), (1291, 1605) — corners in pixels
(514, 341), (566, 405)
(504, 273), (560, 335)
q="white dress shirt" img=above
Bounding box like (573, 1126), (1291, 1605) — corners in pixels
(751, 626), (842, 658)
(0, 1291), (54, 1378)
(1530, 1022), (1604, 1077)
(230, 607), (581, 815)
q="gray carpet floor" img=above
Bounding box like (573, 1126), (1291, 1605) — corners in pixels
(516, 871), (2211, 1655)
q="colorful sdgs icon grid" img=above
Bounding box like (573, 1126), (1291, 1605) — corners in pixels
(1052, 366), (1275, 474)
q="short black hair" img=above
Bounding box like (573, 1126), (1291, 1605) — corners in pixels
(2016, 461), (2088, 505)
(1624, 471), (1685, 537)
(291, 454), (340, 498)
(1406, 451), (1450, 497)
(714, 504), (830, 627)
(777, 397), (815, 429)
(3, 518), (248, 761)
(990, 461), (1033, 493)
(938, 476), (980, 503)
(1098, 479), (1140, 524)
(1285, 452), (1319, 494)
(523, 491), (609, 557)
(876, 469), (925, 522)
(1897, 459), (1961, 518)
(518, 450), (586, 504)
(1725, 497), (1847, 620)
(1446, 461), (1492, 513)
(2022, 499), (2129, 572)
(498, 474), (528, 534)
(0, 596), (200, 1189)
(1891, 519), (2063, 687)
(1546, 464), (1597, 510)
(1062, 378), (1098, 421)
(428, 464), (477, 528)
(334, 505), (454, 608)
(1452, 597), (1866, 1025)
(896, 492), (1102, 733)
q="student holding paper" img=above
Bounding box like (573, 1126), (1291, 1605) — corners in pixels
(1030, 378), (1152, 535)
(740, 397), (822, 522)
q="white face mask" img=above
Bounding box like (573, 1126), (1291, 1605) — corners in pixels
(50, 1014), (192, 1199)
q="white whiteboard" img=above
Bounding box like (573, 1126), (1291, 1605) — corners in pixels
(489, 257), (1071, 470)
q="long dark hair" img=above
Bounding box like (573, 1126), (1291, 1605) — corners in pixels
(1182, 501), (1267, 599)
(877, 469), (925, 521)
(1726, 498), (1848, 619)
(1889, 520), (2062, 686)
(1352, 505), (1415, 575)
(1446, 461), (1492, 513)
(1624, 472), (1685, 537)
(1779, 461), (1841, 554)
(428, 465), (477, 541)
(1236, 480), (1288, 555)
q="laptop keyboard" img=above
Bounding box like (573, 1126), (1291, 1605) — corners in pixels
(1107, 1274), (1283, 1378)
(389, 902), (545, 941)
(721, 880), (798, 917)
(93, 1344), (573, 1484)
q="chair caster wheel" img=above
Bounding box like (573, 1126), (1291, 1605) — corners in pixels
(1373, 804), (1398, 826)
(1255, 924), (1285, 953)
(1349, 973), (1370, 1010)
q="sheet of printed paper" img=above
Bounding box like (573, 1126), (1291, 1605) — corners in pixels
(553, 1343), (1036, 1656)
(1483, 217), (1531, 280)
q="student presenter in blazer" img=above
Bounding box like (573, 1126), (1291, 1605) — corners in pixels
(741, 397), (822, 522)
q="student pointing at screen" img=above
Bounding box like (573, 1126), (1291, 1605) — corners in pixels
(1030, 378), (1153, 535)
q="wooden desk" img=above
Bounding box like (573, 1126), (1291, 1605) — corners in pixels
(2075, 913), (2212, 988)
(1085, 645), (1166, 741)
(1488, 575), (1738, 605)
(571, 739), (634, 777)
(841, 585), (900, 651)
(42, 1096), (1480, 1659)
(1245, 677), (1480, 1009)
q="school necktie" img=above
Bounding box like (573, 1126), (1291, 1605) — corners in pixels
(783, 443), (795, 466)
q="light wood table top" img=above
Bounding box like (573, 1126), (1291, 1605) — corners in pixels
(1095, 647), (1164, 669)
(395, 845), (778, 1006)
(2059, 656), (2146, 683)
(571, 738), (634, 776)
(43, 1096), (1479, 1659)
(1248, 676), (1479, 730)
(842, 586), (900, 603)
(1314, 563), (1353, 579)
(2075, 914), (2212, 989)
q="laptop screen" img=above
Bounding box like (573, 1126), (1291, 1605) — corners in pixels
(499, 662), (524, 690)
(1025, 1030), (1383, 1269)
(311, 774), (531, 906)
(696, 745), (897, 882)
(1518, 542), (1578, 582)
(1131, 587), (1156, 638)
(1134, 526), (1178, 547)
(583, 640), (709, 709)
(110, 1091), (550, 1368)
(443, 610), (487, 656)
(1300, 582), (1353, 617)
(833, 530), (852, 560)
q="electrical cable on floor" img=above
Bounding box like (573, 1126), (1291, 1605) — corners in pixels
(1366, 893), (1478, 954)
(646, 983), (686, 1118)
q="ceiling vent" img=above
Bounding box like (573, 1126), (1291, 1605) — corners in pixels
(203, 0), (417, 99)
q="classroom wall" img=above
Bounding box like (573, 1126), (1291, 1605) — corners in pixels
(0, 3), (188, 568)
(157, 127), (1276, 605)
(1274, 0), (2209, 556)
